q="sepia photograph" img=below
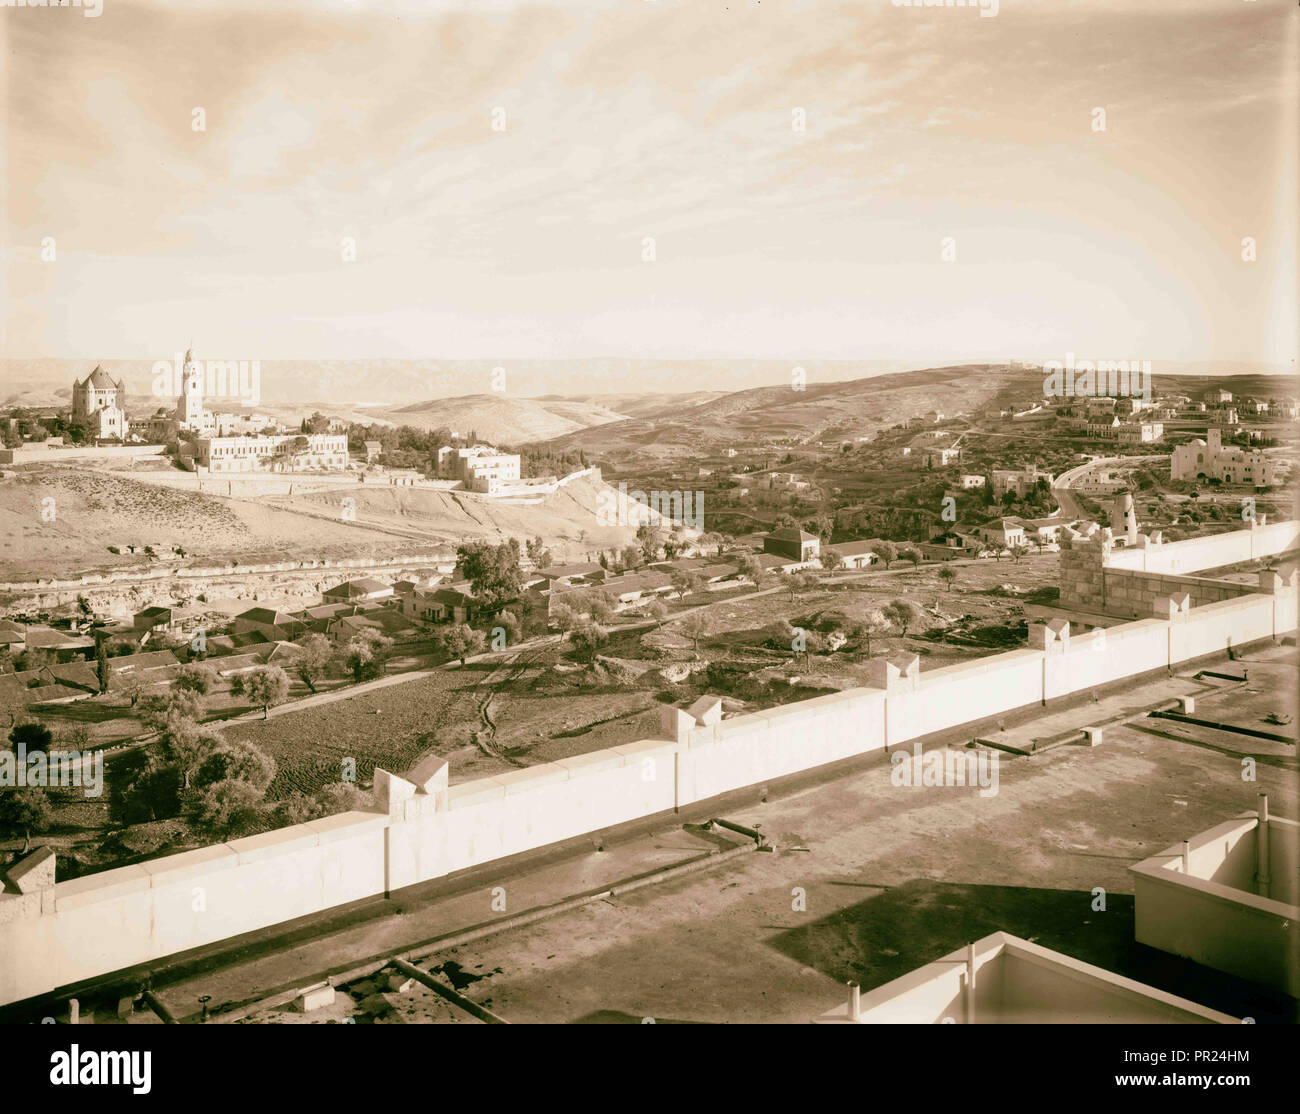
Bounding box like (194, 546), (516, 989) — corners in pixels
(0, 0), (1297, 1092)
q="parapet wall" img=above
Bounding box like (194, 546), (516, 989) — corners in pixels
(1, 577), (1295, 1008)
(1105, 520), (1300, 576)
(1059, 520), (1299, 616)
(1131, 815), (1300, 996)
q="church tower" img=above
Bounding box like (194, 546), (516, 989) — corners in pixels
(180, 347), (204, 429)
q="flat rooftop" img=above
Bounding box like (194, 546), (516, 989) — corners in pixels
(77, 643), (1300, 1026)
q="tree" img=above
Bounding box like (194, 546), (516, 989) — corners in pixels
(899, 547), (921, 567)
(173, 662), (218, 696)
(588, 592), (618, 624)
(241, 666), (290, 719)
(644, 599), (669, 624)
(668, 569), (704, 601)
(797, 570), (821, 598)
(161, 724), (226, 791)
(493, 611), (522, 647)
(108, 750), (183, 825)
(525, 536), (552, 569)
(850, 609), (890, 657)
(293, 632), (336, 693)
(699, 532), (725, 556)
(636, 524), (663, 563)
(343, 630), (393, 681)
(884, 599), (922, 639)
(678, 612), (709, 655)
(140, 686), (205, 734)
(8, 721), (52, 754)
(183, 779), (265, 840)
(620, 544), (642, 571)
(567, 616), (607, 662)
(456, 541), (525, 611)
(434, 623), (486, 665)
(938, 565), (958, 592)
(95, 637), (110, 694)
(1009, 544), (1029, 564)
(193, 738), (277, 795)
(875, 541), (897, 569)
(119, 672), (148, 708)
(823, 550), (846, 575)
(736, 553), (766, 585)
(0, 788), (52, 852)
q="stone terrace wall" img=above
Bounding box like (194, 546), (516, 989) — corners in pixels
(1, 580), (1295, 1008)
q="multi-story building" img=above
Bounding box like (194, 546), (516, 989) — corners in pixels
(923, 447), (960, 468)
(763, 527), (820, 563)
(71, 366), (129, 441)
(191, 432), (349, 473)
(992, 466), (1055, 498)
(436, 444), (522, 493)
(1170, 428), (1277, 486)
(1085, 416), (1163, 442)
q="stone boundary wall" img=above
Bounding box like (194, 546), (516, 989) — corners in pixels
(0, 553), (448, 595)
(1, 577), (1294, 1008)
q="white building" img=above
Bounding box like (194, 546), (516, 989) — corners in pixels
(992, 466), (1054, 498)
(1170, 428), (1277, 487)
(437, 444), (522, 493)
(193, 432), (349, 473)
(71, 366), (129, 440)
(923, 447), (960, 468)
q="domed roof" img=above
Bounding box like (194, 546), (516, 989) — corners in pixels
(82, 365), (122, 390)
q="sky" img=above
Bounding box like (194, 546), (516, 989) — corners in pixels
(2, 0), (1297, 373)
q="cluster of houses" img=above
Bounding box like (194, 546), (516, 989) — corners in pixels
(0, 574), (440, 719)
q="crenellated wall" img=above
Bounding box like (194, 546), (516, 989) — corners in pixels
(0, 558), (1295, 1009)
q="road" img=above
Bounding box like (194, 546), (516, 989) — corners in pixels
(1051, 454), (1163, 520)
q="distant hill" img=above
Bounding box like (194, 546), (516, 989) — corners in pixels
(542, 365), (1027, 462)
(384, 393), (629, 443)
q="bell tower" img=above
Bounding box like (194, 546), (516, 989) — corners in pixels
(180, 346), (203, 428)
